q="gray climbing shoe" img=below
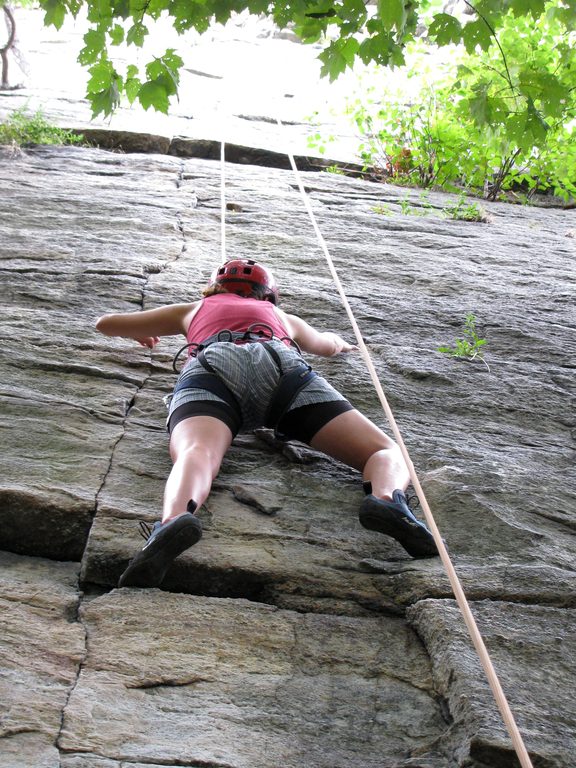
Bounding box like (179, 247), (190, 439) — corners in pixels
(359, 490), (439, 558)
(118, 511), (202, 588)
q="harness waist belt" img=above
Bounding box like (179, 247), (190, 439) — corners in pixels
(172, 323), (300, 374)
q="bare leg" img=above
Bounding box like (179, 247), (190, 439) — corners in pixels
(164, 415), (233, 522)
(117, 415), (234, 588)
(310, 409), (438, 558)
(309, 409), (409, 499)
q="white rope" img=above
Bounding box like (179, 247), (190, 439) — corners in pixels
(279, 122), (534, 768)
(220, 139), (227, 263)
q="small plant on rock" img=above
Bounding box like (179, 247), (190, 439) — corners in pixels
(399, 196), (412, 215)
(324, 164), (345, 175)
(0, 106), (84, 146)
(442, 193), (487, 222)
(371, 202), (391, 215)
(418, 190), (433, 212)
(438, 313), (489, 370)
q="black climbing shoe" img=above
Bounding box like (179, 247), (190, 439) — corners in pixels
(359, 490), (439, 559)
(118, 512), (203, 588)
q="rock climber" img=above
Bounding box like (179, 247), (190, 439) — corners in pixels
(96, 259), (439, 588)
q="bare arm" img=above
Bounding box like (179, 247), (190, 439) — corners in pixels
(96, 303), (200, 348)
(276, 308), (356, 357)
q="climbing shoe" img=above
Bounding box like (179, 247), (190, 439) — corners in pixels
(118, 511), (202, 588)
(359, 490), (439, 559)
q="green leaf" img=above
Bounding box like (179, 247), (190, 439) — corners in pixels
(148, 49), (184, 77)
(461, 86), (509, 129)
(111, 0), (130, 18)
(509, 0), (545, 20)
(126, 21), (148, 46)
(525, 97), (549, 142)
(303, 0), (336, 17)
(506, 112), (527, 145)
(145, 0), (169, 19)
(67, 0), (83, 16)
(466, 84), (490, 125)
(213, 0), (234, 25)
(87, 0), (112, 23)
(518, 70), (570, 117)
(145, 50), (184, 95)
(376, 0), (405, 32)
(337, 0), (367, 24)
(87, 59), (114, 91)
(171, 0), (209, 32)
(428, 12), (462, 45)
(505, 100), (548, 152)
(319, 37), (359, 80)
(109, 23), (125, 45)
(89, 82), (122, 118)
(457, 346), (469, 356)
(293, 16), (328, 43)
(125, 72), (141, 104)
(138, 79), (170, 112)
(552, 1), (576, 30)
(472, 0), (500, 27)
(247, 0), (270, 14)
(79, 28), (106, 65)
(42, 0), (66, 29)
(358, 32), (402, 67)
(461, 18), (493, 54)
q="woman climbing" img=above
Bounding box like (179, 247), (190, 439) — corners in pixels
(96, 258), (439, 588)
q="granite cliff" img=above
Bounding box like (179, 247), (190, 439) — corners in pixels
(1, 142), (575, 767)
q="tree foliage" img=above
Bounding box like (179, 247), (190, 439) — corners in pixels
(340, 1), (576, 200)
(37, 0), (576, 121)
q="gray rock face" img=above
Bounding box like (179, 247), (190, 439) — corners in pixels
(1, 143), (575, 767)
(0, 551), (84, 767)
(60, 591), (446, 767)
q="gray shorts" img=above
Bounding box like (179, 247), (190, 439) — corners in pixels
(167, 340), (352, 441)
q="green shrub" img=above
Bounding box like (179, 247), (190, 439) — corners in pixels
(0, 107), (84, 146)
(336, 0), (576, 202)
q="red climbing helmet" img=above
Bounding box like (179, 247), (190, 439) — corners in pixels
(210, 259), (279, 303)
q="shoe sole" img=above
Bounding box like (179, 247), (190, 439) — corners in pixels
(118, 515), (202, 588)
(359, 499), (439, 559)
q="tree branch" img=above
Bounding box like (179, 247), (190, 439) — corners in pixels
(463, 0), (518, 106)
(1, 4), (16, 90)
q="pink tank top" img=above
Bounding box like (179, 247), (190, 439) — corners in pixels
(187, 294), (292, 348)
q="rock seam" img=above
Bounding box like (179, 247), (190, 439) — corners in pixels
(54, 160), (190, 764)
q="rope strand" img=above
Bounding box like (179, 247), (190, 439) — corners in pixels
(278, 121), (534, 768)
(220, 139), (226, 263)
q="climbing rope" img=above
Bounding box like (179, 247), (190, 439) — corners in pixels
(217, 132), (533, 768)
(277, 128), (534, 768)
(220, 138), (227, 263)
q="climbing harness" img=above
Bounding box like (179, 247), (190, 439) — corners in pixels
(171, 323), (317, 435)
(172, 323), (301, 372)
(269, 121), (535, 768)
